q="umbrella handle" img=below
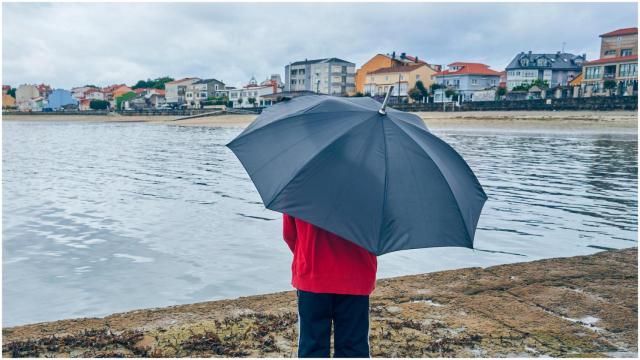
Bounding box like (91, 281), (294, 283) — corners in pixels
(379, 85), (394, 115)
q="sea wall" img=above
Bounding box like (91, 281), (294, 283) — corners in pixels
(393, 95), (638, 112)
(2, 248), (637, 358)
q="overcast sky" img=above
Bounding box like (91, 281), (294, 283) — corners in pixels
(3, 2), (637, 89)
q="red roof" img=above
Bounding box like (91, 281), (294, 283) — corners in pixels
(600, 27), (638, 37)
(585, 55), (638, 65)
(433, 63), (501, 77)
(2, 85), (10, 91)
(368, 64), (425, 75)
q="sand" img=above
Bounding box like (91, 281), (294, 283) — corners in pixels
(2, 248), (637, 358)
(3, 111), (638, 133)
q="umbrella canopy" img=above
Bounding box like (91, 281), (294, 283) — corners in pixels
(227, 95), (487, 255)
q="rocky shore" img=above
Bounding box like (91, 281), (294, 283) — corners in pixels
(2, 248), (637, 358)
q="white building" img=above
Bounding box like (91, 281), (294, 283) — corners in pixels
(165, 77), (200, 104)
(229, 77), (279, 108)
(15, 84), (40, 104)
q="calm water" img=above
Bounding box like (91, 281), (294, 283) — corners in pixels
(3, 120), (637, 326)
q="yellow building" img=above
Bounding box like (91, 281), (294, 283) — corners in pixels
(2, 94), (16, 108)
(363, 64), (437, 102)
(355, 52), (437, 94)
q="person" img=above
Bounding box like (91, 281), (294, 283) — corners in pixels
(283, 213), (377, 358)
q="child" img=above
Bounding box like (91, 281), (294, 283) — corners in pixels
(283, 213), (377, 358)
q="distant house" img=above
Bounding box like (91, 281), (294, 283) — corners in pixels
(15, 84), (40, 104)
(18, 96), (46, 112)
(112, 85), (133, 100)
(355, 52), (441, 94)
(165, 78), (200, 105)
(85, 88), (105, 101)
(185, 78), (225, 108)
(79, 99), (92, 111)
(2, 94), (16, 109)
(505, 51), (585, 90)
(364, 63), (437, 102)
(229, 76), (279, 108)
(2, 85), (10, 95)
(581, 27), (638, 96)
(47, 89), (77, 110)
(432, 62), (501, 102)
(285, 58), (356, 95)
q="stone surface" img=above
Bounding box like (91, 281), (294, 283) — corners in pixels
(3, 248), (637, 358)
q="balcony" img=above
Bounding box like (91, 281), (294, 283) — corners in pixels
(603, 73), (616, 79)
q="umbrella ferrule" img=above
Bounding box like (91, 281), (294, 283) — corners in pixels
(379, 85), (394, 115)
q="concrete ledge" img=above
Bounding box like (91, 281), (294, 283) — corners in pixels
(2, 248), (637, 357)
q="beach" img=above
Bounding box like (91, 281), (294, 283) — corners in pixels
(3, 110), (638, 132)
(2, 248), (637, 357)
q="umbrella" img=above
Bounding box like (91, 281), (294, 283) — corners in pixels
(227, 91), (487, 255)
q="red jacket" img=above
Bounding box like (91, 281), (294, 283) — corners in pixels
(283, 214), (377, 295)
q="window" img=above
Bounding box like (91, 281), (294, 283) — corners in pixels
(537, 58), (547, 66)
(585, 66), (601, 79)
(520, 58), (529, 66)
(385, 76), (389, 81)
(200, 92), (207, 98)
(416, 74), (421, 80)
(621, 48), (633, 56)
(619, 63), (637, 77)
(471, 79), (478, 85)
(604, 50), (617, 56)
(399, 74), (404, 81)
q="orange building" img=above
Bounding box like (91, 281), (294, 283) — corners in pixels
(355, 52), (438, 94)
(112, 85), (133, 99)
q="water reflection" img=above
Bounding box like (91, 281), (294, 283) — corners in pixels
(2, 121), (637, 326)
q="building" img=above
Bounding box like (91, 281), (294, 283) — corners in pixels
(505, 51), (585, 90)
(112, 85), (133, 100)
(47, 89), (77, 110)
(363, 64), (437, 102)
(581, 27), (638, 96)
(165, 77), (200, 105)
(355, 52), (439, 94)
(2, 94), (16, 109)
(85, 88), (106, 101)
(261, 74), (284, 90)
(284, 58), (356, 96)
(229, 76), (279, 108)
(15, 84), (40, 104)
(432, 62), (501, 102)
(185, 78), (225, 108)
(18, 96), (46, 112)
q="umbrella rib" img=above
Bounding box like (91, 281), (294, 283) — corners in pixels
(376, 116), (388, 255)
(387, 119), (474, 247)
(265, 114), (379, 210)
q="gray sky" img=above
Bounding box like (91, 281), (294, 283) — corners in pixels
(3, 2), (637, 89)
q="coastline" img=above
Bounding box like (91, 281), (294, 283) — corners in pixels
(3, 110), (638, 133)
(3, 248), (637, 357)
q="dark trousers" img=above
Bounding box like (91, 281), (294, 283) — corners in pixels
(297, 290), (370, 358)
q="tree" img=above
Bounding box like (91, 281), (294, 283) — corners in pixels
(84, 84), (98, 88)
(248, 97), (256, 106)
(603, 80), (617, 94)
(408, 87), (423, 102)
(445, 88), (458, 101)
(354, 92), (364, 97)
(89, 100), (110, 110)
(132, 76), (174, 90)
(496, 87), (507, 98)
(7, 88), (16, 98)
(415, 80), (429, 98)
(237, 98), (243, 105)
(429, 83), (443, 93)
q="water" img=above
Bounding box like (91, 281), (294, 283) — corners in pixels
(2, 120), (637, 326)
